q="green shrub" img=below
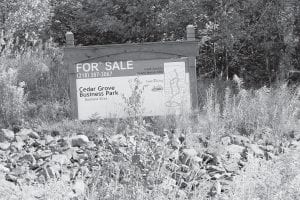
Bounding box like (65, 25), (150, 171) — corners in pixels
(0, 68), (26, 127)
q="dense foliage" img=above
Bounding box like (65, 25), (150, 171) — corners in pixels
(1, 0), (300, 88)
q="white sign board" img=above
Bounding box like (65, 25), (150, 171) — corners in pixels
(75, 58), (191, 120)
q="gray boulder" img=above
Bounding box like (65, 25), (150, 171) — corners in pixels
(70, 135), (89, 147)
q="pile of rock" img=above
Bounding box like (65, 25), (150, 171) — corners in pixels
(0, 126), (298, 199)
(0, 127), (99, 197)
(161, 132), (296, 198)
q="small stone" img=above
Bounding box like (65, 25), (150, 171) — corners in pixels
(212, 181), (222, 196)
(16, 129), (31, 140)
(5, 174), (18, 183)
(57, 138), (69, 146)
(87, 141), (96, 149)
(232, 135), (250, 146)
(221, 136), (231, 145)
(51, 130), (60, 137)
(181, 148), (198, 164)
(37, 159), (45, 167)
(24, 138), (35, 146)
(225, 144), (245, 155)
(223, 162), (240, 172)
(45, 135), (55, 144)
(71, 152), (80, 162)
(109, 134), (127, 146)
(46, 165), (59, 178)
(266, 152), (275, 160)
(17, 128), (31, 135)
(21, 154), (36, 166)
(193, 156), (202, 163)
(213, 173), (223, 179)
(27, 131), (40, 139)
(51, 154), (69, 165)
(15, 136), (23, 143)
(248, 144), (264, 157)
(76, 149), (84, 154)
(219, 194), (230, 200)
(72, 150), (88, 162)
(32, 140), (43, 148)
(289, 141), (300, 149)
(72, 179), (85, 196)
(168, 137), (181, 149)
(10, 141), (24, 152)
(71, 135), (89, 147)
(12, 125), (21, 133)
(38, 165), (60, 181)
(16, 128), (39, 140)
(67, 192), (77, 199)
(176, 189), (187, 198)
(11, 165), (27, 176)
(0, 164), (9, 173)
(207, 165), (226, 173)
(182, 148), (198, 157)
(36, 149), (52, 160)
(1, 129), (14, 141)
(295, 132), (300, 141)
(0, 142), (10, 150)
(260, 145), (275, 152)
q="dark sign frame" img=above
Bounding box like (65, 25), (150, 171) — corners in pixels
(64, 25), (199, 119)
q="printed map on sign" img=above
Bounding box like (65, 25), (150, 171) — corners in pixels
(164, 62), (189, 109)
(75, 59), (190, 120)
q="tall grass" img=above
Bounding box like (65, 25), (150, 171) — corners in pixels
(0, 68), (26, 127)
(0, 45), (70, 127)
(201, 77), (300, 146)
(228, 146), (300, 200)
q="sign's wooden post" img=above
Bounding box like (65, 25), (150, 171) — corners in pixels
(65, 32), (78, 118)
(186, 25), (198, 111)
(64, 25), (200, 120)
(186, 25), (196, 41)
(65, 32), (74, 47)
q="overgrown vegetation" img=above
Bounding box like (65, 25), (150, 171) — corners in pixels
(1, 58), (298, 199)
(0, 68), (25, 127)
(0, 0), (300, 199)
(203, 78), (300, 144)
(1, 0), (300, 87)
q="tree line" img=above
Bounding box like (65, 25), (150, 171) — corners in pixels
(1, 0), (300, 87)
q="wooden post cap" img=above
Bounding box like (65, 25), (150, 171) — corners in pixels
(186, 25), (195, 41)
(66, 32), (74, 46)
